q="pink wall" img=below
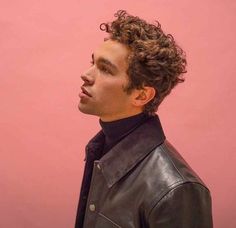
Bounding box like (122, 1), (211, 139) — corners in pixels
(1, 0), (235, 227)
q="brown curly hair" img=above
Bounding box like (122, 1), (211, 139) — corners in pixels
(100, 10), (187, 115)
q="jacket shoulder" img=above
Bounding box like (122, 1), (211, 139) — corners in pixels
(141, 140), (210, 207)
(157, 140), (207, 186)
(141, 140), (211, 223)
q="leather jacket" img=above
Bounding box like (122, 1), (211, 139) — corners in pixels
(75, 115), (213, 227)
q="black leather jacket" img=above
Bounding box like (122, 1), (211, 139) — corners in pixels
(75, 115), (213, 227)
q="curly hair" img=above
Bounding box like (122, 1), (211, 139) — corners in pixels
(100, 10), (187, 115)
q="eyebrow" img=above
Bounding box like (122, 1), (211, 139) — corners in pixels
(92, 53), (118, 73)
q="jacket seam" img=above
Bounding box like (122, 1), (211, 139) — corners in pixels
(147, 182), (210, 219)
(98, 212), (122, 228)
(159, 144), (186, 181)
(147, 180), (185, 216)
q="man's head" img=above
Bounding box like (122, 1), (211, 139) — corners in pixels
(100, 10), (187, 115)
(79, 39), (145, 122)
(78, 10), (186, 121)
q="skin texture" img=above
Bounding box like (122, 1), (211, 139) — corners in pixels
(78, 40), (155, 122)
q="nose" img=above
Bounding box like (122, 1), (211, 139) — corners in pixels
(81, 73), (94, 86)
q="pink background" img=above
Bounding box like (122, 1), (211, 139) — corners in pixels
(1, 0), (235, 227)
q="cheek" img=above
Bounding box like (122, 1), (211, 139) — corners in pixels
(104, 84), (127, 99)
(97, 78), (127, 96)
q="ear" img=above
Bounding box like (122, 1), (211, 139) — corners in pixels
(132, 86), (156, 108)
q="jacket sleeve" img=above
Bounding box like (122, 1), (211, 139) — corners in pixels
(147, 182), (213, 228)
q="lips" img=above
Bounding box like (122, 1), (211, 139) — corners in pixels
(80, 86), (92, 98)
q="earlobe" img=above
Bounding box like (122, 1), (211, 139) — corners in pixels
(133, 87), (156, 107)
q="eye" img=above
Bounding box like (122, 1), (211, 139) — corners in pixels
(100, 65), (112, 75)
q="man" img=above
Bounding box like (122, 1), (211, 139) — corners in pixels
(75, 10), (213, 228)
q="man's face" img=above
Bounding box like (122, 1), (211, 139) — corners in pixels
(78, 40), (139, 121)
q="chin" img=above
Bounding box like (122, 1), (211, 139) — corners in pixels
(78, 104), (88, 114)
(78, 103), (97, 116)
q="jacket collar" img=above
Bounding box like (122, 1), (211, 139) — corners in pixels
(87, 115), (165, 188)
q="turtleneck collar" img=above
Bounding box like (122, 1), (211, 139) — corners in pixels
(99, 112), (151, 154)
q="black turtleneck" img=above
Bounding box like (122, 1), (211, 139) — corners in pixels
(99, 112), (151, 155)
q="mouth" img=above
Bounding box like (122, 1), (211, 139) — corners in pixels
(79, 86), (92, 98)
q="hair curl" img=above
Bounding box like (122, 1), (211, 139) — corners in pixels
(100, 10), (187, 115)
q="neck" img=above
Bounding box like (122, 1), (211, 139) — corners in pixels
(99, 112), (150, 154)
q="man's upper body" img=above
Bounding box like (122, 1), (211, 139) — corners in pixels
(76, 10), (213, 227)
(75, 113), (212, 227)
